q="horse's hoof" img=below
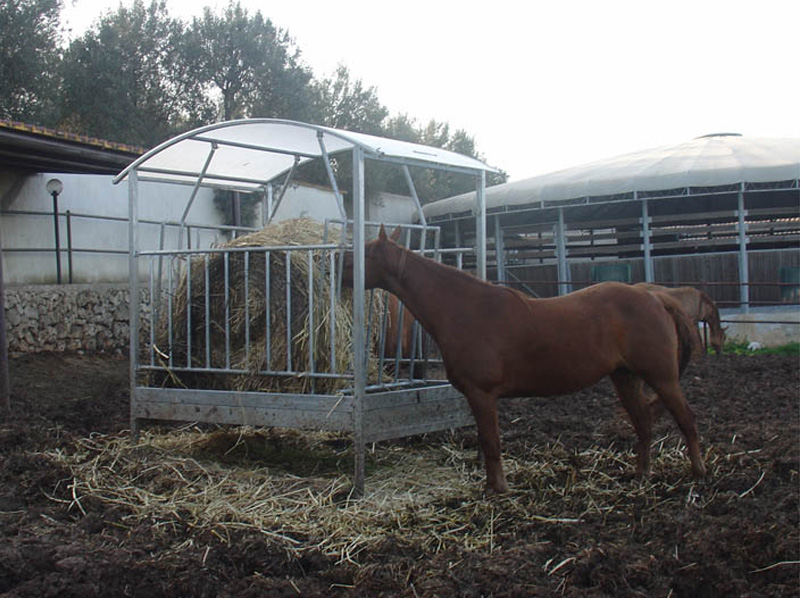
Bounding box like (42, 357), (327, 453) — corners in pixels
(484, 481), (510, 496)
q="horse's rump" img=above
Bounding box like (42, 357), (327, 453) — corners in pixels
(647, 291), (701, 375)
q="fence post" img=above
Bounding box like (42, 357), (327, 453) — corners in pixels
(66, 210), (73, 284)
(737, 184), (750, 312)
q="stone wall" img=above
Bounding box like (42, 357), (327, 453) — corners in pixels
(3, 284), (148, 356)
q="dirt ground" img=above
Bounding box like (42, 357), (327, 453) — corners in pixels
(0, 352), (797, 597)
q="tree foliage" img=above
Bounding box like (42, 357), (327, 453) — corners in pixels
(312, 65), (388, 134)
(185, 3), (312, 121)
(0, 0), (62, 123)
(60, 0), (202, 146)
(1, 0), (508, 196)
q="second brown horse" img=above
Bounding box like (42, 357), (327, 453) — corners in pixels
(344, 227), (706, 493)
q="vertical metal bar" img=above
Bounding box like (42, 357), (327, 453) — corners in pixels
(204, 254), (210, 369)
(244, 251), (250, 363)
(307, 250), (315, 381)
(641, 194), (654, 282)
(476, 170), (487, 280)
(365, 289), (375, 381)
(224, 251), (231, 369)
(352, 145), (367, 495)
(154, 222), (165, 331)
(186, 256), (192, 368)
(408, 321), (420, 381)
(149, 260), (155, 367)
(328, 251), (336, 372)
(265, 251), (272, 370)
(167, 260), (173, 368)
(52, 191), (61, 284)
(66, 210), (73, 284)
(127, 170), (140, 439)
(556, 208), (571, 295)
(393, 302), (404, 384)
(377, 291), (389, 377)
(494, 215), (506, 284)
(285, 251), (292, 372)
(737, 184), (750, 312)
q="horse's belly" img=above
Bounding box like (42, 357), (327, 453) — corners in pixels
(500, 353), (614, 398)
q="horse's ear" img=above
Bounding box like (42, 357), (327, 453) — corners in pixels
(389, 226), (403, 243)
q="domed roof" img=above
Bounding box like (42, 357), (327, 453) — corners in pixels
(424, 134), (800, 219)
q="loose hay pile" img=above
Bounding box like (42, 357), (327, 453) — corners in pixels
(153, 219), (384, 394)
(46, 427), (710, 567)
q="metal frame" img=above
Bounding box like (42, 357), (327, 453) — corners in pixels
(429, 181), (799, 313)
(123, 121), (493, 494)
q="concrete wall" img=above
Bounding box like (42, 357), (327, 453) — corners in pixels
(721, 309), (800, 347)
(0, 172), (222, 284)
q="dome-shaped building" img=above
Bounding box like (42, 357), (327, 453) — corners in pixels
(423, 134), (799, 312)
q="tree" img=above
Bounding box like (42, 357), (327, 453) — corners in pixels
(311, 65), (388, 134)
(0, 0), (62, 123)
(185, 1), (312, 122)
(60, 0), (207, 147)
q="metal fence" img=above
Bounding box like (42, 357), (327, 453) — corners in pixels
(0, 208), (256, 284)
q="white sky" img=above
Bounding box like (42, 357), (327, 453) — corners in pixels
(61, 0), (800, 181)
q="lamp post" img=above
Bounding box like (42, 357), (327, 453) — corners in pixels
(46, 178), (63, 284)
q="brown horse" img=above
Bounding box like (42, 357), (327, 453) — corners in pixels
(634, 283), (725, 354)
(344, 226), (706, 493)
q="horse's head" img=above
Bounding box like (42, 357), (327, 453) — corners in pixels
(340, 225), (403, 290)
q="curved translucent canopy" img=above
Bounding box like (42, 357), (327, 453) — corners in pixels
(424, 134), (800, 219)
(115, 118), (496, 191)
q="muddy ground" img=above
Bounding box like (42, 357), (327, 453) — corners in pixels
(0, 352), (797, 597)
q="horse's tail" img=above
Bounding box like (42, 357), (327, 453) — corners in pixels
(654, 293), (703, 376)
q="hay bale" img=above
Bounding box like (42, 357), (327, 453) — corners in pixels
(154, 218), (383, 394)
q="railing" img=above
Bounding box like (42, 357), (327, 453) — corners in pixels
(0, 208), (256, 284)
(137, 242), (477, 395)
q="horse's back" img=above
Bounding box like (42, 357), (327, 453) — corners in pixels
(487, 283), (680, 396)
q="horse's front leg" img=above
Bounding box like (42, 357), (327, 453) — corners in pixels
(465, 390), (508, 494)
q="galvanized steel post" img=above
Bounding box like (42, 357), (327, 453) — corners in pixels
(494, 215), (506, 283)
(556, 208), (570, 295)
(641, 194), (654, 282)
(352, 146), (367, 495)
(128, 169), (140, 439)
(476, 170), (487, 280)
(737, 183), (750, 312)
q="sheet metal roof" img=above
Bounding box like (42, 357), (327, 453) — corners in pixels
(424, 134), (800, 220)
(115, 119), (496, 190)
(0, 119), (143, 174)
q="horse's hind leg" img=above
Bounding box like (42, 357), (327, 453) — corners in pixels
(649, 379), (706, 478)
(610, 369), (653, 477)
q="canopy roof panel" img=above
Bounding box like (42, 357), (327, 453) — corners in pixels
(424, 134), (800, 220)
(115, 119), (496, 190)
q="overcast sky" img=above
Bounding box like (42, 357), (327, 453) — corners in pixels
(61, 0), (800, 181)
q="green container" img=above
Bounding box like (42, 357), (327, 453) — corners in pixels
(780, 266), (800, 302)
(591, 263), (631, 283)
